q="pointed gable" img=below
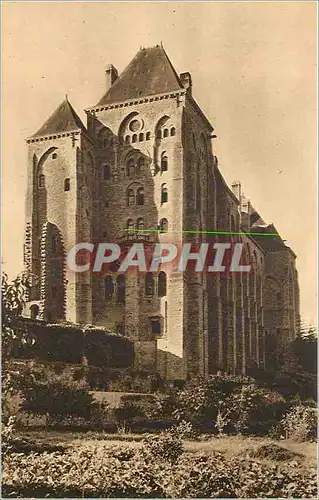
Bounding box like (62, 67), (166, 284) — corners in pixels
(31, 98), (86, 138)
(96, 45), (183, 106)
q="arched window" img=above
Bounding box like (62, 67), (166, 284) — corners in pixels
(145, 273), (155, 296)
(132, 134), (137, 143)
(139, 133), (144, 142)
(116, 275), (125, 304)
(30, 304), (39, 320)
(170, 127), (176, 137)
(125, 135), (130, 145)
(103, 165), (110, 180)
(105, 276), (114, 299)
(158, 271), (167, 297)
(136, 218), (144, 231)
(159, 218), (168, 233)
(161, 152), (168, 172)
(146, 132), (151, 141)
(127, 188), (135, 207)
(64, 178), (70, 191)
(137, 187), (144, 206)
(161, 184), (168, 204)
(126, 158), (135, 177)
(163, 128), (169, 138)
(38, 174), (45, 187)
(127, 219), (135, 234)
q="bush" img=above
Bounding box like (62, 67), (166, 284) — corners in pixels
(172, 375), (287, 435)
(142, 431), (184, 464)
(276, 405), (317, 442)
(20, 364), (107, 428)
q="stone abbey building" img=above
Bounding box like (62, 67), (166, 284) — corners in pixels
(24, 46), (300, 380)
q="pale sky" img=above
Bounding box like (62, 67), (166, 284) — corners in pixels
(1, 1), (317, 326)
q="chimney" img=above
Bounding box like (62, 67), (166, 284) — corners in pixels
(240, 195), (251, 230)
(105, 64), (118, 92)
(231, 181), (242, 203)
(180, 72), (192, 95)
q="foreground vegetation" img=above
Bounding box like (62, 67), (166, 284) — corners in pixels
(2, 273), (318, 498)
(3, 429), (317, 498)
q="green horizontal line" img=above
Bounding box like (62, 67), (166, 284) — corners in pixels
(123, 229), (280, 237)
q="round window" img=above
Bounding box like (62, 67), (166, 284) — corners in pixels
(129, 119), (141, 132)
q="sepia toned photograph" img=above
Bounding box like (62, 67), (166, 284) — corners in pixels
(1, 1), (317, 498)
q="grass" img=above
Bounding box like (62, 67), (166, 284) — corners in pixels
(16, 429), (316, 470)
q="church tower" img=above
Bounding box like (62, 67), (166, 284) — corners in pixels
(24, 97), (93, 324)
(85, 46), (216, 379)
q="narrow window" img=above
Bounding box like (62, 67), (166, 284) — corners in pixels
(139, 133), (144, 142)
(136, 157), (144, 176)
(163, 128), (169, 138)
(116, 323), (124, 335)
(30, 304), (39, 320)
(165, 301), (168, 333)
(103, 165), (110, 180)
(38, 174), (45, 187)
(125, 135), (130, 145)
(132, 134), (137, 143)
(159, 218), (168, 233)
(158, 271), (167, 297)
(52, 235), (58, 253)
(136, 187), (144, 206)
(146, 132), (151, 141)
(170, 127), (176, 137)
(145, 273), (155, 296)
(127, 219), (135, 234)
(127, 188), (135, 207)
(105, 276), (114, 299)
(136, 217), (144, 232)
(126, 158), (135, 177)
(64, 178), (70, 191)
(116, 275), (125, 304)
(161, 184), (168, 204)
(161, 153), (168, 172)
(151, 319), (161, 335)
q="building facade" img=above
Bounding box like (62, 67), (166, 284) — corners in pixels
(24, 46), (300, 380)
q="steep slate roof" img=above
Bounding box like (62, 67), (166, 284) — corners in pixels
(31, 98), (86, 138)
(96, 45), (183, 106)
(249, 224), (289, 251)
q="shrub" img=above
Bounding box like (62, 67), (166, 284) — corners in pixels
(277, 404), (317, 442)
(142, 431), (184, 464)
(20, 364), (107, 428)
(173, 375), (287, 435)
